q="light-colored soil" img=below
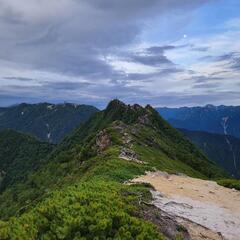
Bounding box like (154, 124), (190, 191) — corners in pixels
(132, 171), (240, 240)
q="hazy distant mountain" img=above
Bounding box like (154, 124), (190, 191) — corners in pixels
(157, 105), (240, 139)
(0, 103), (99, 143)
(181, 129), (240, 178)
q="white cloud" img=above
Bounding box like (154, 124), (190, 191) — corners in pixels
(1, 0), (240, 107)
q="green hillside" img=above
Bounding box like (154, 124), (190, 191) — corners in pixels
(0, 129), (54, 191)
(0, 100), (228, 239)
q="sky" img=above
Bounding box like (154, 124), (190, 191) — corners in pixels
(0, 0), (240, 108)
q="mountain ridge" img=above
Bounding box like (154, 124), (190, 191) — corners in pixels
(0, 102), (99, 143)
(157, 105), (240, 139)
(0, 100), (230, 239)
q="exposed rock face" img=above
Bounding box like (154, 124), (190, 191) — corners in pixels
(138, 114), (150, 125)
(111, 121), (134, 147)
(119, 148), (146, 164)
(140, 205), (191, 240)
(111, 121), (127, 132)
(96, 130), (111, 151)
(122, 132), (132, 145)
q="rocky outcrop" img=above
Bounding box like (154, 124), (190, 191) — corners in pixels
(140, 204), (191, 240)
(138, 114), (150, 125)
(119, 148), (147, 164)
(96, 130), (111, 151)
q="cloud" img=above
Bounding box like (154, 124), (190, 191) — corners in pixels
(3, 77), (36, 82)
(0, 0), (211, 68)
(191, 46), (210, 52)
(2, 0), (240, 107)
(146, 45), (176, 54)
(130, 53), (173, 67)
(192, 82), (220, 89)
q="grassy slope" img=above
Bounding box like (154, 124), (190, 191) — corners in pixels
(0, 100), (229, 239)
(217, 179), (240, 190)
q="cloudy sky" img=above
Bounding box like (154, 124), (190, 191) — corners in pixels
(0, 0), (240, 108)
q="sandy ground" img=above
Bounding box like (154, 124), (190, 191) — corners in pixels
(132, 171), (240, 240)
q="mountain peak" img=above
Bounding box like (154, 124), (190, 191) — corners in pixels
(104, 99), (156, 127)
(205, 104), (216, 109)
(106, 99), (127, 110)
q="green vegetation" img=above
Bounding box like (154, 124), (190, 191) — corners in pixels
(0, 129), (54, 191)
(181, 129), (240, 178)
(217, 179), (240, 190)
(0, 103), (99, 143)
(0, 100), (230, 239)
(0, 182), (165, 240)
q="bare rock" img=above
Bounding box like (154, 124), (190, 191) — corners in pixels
(138, 114), (150, 125)
(119, 148), (147, 164)
(96, 130), (111, 151)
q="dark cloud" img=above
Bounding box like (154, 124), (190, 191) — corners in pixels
(209, 71), (230, 76)
(191, 75), (223, 83)
(42, 81), (92, 90)
(131, 53), (173, 66)
(0, 0), (210, 74)
(146, 45), (176, 55)
(230, 56), (240, 70)
(214, 52), (240, 72)
(200, 52), (240, 72)
(191, 46), (209, 52)
(192, 82), (220, 89)
(3, 77), (36, 82)
(216, 52), (236, 61)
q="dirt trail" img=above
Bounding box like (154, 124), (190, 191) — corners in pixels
(132, 171), (240, 240)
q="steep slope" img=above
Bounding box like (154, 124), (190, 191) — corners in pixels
(58, 100), (226, 179)
(181, 129), (240, 178)
(157, 105), (240, 139)
(0, 103), (99, 143)
(0, 129), (54, 192)
(0, 100), (228, 239)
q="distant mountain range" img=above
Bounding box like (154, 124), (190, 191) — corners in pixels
(181, 129), (240, 178)
(157, 105), (240, 139)
(0, 103), (99, 143)
(156, 105), (240, 178)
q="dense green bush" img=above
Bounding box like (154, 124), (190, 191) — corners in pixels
(0, 129), (54, 191)
(0, 181), (165, 240)
(217, 179), (240, 190)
